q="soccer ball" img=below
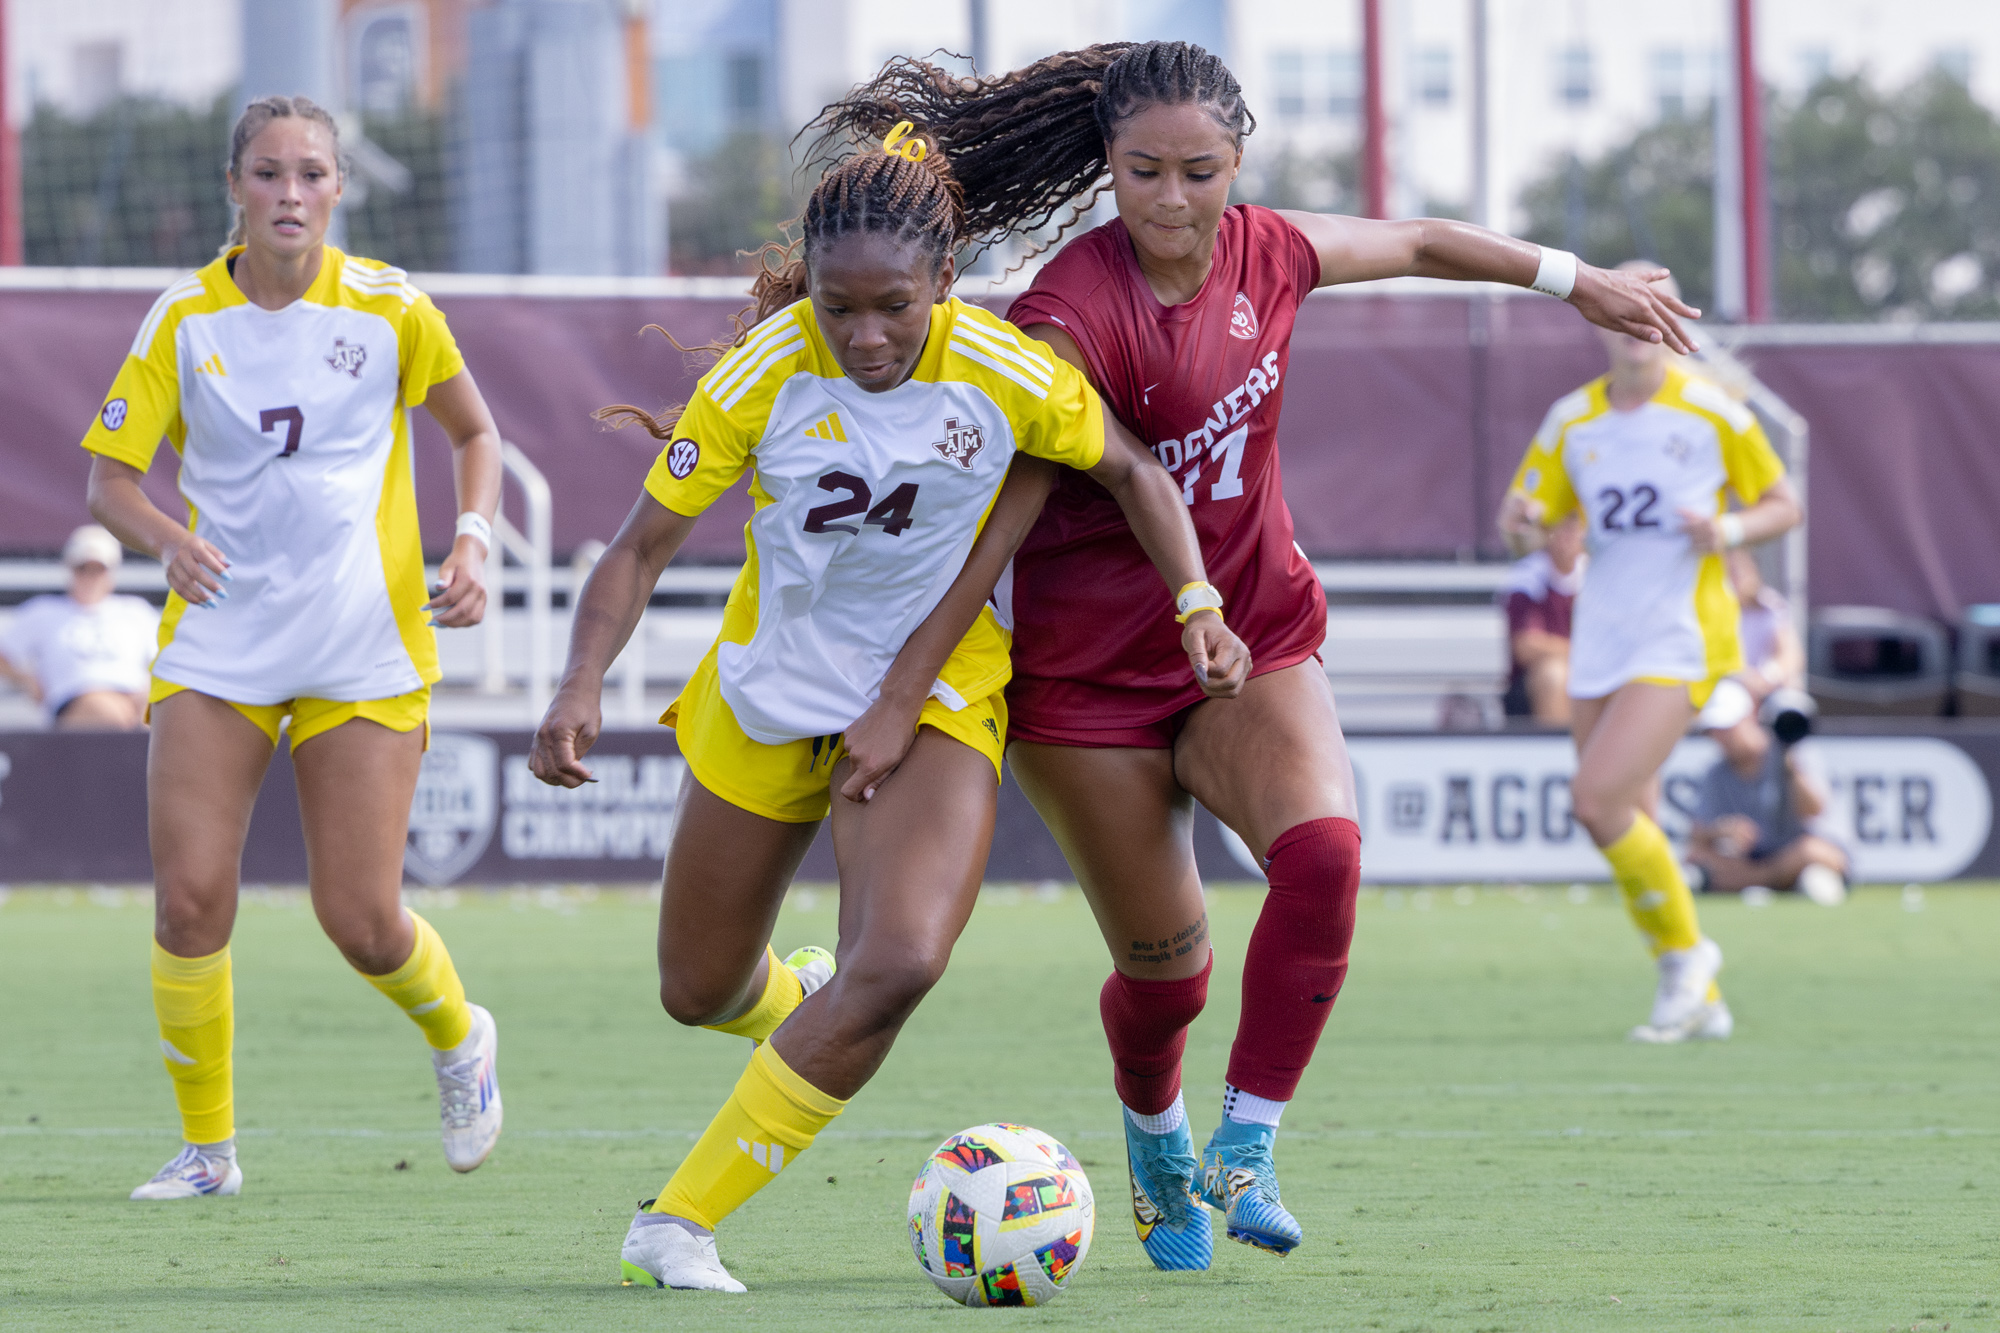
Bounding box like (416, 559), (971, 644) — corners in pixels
(906, 1122), (1094, 1306)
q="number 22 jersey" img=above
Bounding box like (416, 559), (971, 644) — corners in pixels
(644, 297), (1104, 745)
(80, 246), (464, 704)
(1508, 364), (1785, 698)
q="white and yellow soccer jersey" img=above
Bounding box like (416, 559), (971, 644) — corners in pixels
(1509, 364), (1786, 700)
(80, 246), (464, 705)
(644, 296), (1104, 745)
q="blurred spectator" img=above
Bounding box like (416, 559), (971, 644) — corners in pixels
(1499, 512), (1586, 724)
(1729, 548), (1804, 702)
(0, 526), (159, 730)
(1684, 680), (1848, 905)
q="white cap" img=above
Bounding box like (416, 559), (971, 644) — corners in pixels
(62, 524), (124, 570)
(1695, 677), (1755, 732)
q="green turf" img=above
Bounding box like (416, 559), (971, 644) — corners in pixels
(2, 881), (1997, 1332)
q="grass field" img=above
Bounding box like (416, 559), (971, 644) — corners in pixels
(3, 880), (1997, 1332)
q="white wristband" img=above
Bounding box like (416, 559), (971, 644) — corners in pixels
(455, 511), (493, 554)
(1530, 246), (1578, 300)
(1717, 514), (1745, 549)
(1175, 581), (1225, 623)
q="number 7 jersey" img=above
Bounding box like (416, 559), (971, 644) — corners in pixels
(80, 246), (464, 704)
(644, 297), (1104, 744)
(1509, 364), (1786, 699)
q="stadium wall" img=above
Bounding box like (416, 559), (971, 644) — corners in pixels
(3, 279), (1997, 621)
(2, 721), (1994, 885)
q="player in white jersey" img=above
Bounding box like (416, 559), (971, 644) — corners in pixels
(81, 97), (507, 1198)
(529, 126), (1246, 1293)
(1500, 265), (1801, 1043)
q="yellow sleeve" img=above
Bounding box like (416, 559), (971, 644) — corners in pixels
(80, 331), (184, 471)
(1720, 412), (1785, 504)
(641, 388), (757, 517)
(1014, 357), (1106, 470)
(1507, 411), (1577, 524)
(397, 292), (466, 408)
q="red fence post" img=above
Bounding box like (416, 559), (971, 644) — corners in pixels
(0, 0), (24, 265)
(1737, 0), (1770, 321)
(1362, 0), (1388, 219)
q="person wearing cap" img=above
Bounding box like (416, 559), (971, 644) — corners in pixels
(1685, 678), (1848, 906)
(0, 525), (159, 729)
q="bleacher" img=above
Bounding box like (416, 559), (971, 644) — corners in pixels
(0, 558), (1510, 733)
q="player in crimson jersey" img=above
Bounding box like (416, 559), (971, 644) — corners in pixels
(810, 42), (1698, 1267)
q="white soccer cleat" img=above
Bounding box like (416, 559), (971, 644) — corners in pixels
(783, 945), (836, 998)
(620, 1207), (748, 1293)
(1796, 864), (1848, 907)
(1628, 938), (1730, 1043)
(130, 1142), (242, 1200)
(434, 1003), (502, 1172)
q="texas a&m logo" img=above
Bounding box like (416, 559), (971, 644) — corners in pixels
(325, 337), (368, 378)
(932, 416), (985, 470)
(1229, 293), (1259, 341)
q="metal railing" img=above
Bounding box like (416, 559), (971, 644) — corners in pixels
(482, 440), (554, 716)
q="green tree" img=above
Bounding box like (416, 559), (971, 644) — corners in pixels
(1518, 71), (2000, 321)
(23, 95), (234, 266)
(668, 131), (803, 276)
(344, 107), (455, 273)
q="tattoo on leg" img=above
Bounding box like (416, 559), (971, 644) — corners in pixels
(1127, 914), (1209, 965)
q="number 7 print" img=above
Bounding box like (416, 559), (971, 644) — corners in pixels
(261, 405), (304, 457)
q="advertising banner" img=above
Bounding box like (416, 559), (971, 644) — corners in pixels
(2, 725), (1996, 886)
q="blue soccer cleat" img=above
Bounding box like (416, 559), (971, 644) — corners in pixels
(1124, 1110), (1213, 1270)
(1201, 1120), (1303, 1256)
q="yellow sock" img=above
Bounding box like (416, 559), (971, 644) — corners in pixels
(703, 946), (804, 1044)
(1602, 813), (1703, 955)
(360, 910), (472, 1050)
(152, 941), (234, 1145)
(652, 1042), (847, 1229)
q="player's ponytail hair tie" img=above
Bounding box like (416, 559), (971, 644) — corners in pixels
(882, 121), (928, 163)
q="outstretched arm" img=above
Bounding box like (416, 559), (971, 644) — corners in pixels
(838, 455), (1059, 803)
(1277, 211), (1702, 355)
(529, 493), (699, 787)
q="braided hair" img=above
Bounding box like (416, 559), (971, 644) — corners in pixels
(598, 133), (966, 438)
(803, 41), (1255, 259)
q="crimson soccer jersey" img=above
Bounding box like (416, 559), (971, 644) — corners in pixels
(1003, 204), (1327, 738)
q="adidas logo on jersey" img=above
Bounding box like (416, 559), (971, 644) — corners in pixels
(736, 1137), (785, 1173)
(194, 354), (227, 377)
(805, 412), (847, 442)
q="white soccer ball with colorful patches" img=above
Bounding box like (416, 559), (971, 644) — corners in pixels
(906, 1122), (1094, 1306)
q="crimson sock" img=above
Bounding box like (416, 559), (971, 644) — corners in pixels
(1099, 953), (1212, 1116)
(1225, 817), (1361, 1102)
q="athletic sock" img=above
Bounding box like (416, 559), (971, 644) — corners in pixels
(151, 940), (234, 1146)
(703, 946), (804, 1044)
(1222, 1083), (1286, 1129)
(360, 910), (472, 1051)
(1126, 1092), (1188, 1136)
(1100, 953), (1211, 1116)
(1602, 813), (1702, 956)
(1225, 817), (1361, 1102)
(651, 1042), (847, 1230)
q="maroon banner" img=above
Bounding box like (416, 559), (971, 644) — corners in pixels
(5, 284), (1997, 621)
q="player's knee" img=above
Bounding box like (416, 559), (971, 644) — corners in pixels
(657, 971), (745, 1027)
(1567, 783), (1622, 841)
(329, 918), (415, 977)
(151, 880), (234, 955)
(839, 948), (949, 1027)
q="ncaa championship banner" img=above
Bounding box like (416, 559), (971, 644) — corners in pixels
(1, 724), (1995, 886)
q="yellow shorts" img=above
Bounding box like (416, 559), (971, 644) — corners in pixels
(664, 652), (1006, 824)
(148, 678), (431, 750)
(1632, 674), (1726, 709)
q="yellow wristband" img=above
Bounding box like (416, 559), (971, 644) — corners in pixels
(1175, 581), (1225, 623)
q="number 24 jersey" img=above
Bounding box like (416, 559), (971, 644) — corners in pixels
(644, 297), (1104, 745)
(1509, 364), (1785, 698)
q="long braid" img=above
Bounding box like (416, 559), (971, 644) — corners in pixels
(803, 41), (1255, 258)
(598, 134), (965, 438)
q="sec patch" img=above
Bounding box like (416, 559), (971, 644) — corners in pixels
(101, 398), (129, 430)
(666, 438), (700, 480)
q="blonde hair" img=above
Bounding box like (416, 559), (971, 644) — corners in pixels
(221, 95), (344, 253)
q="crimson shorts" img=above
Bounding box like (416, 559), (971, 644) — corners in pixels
(1005, 650), (1324, 751)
